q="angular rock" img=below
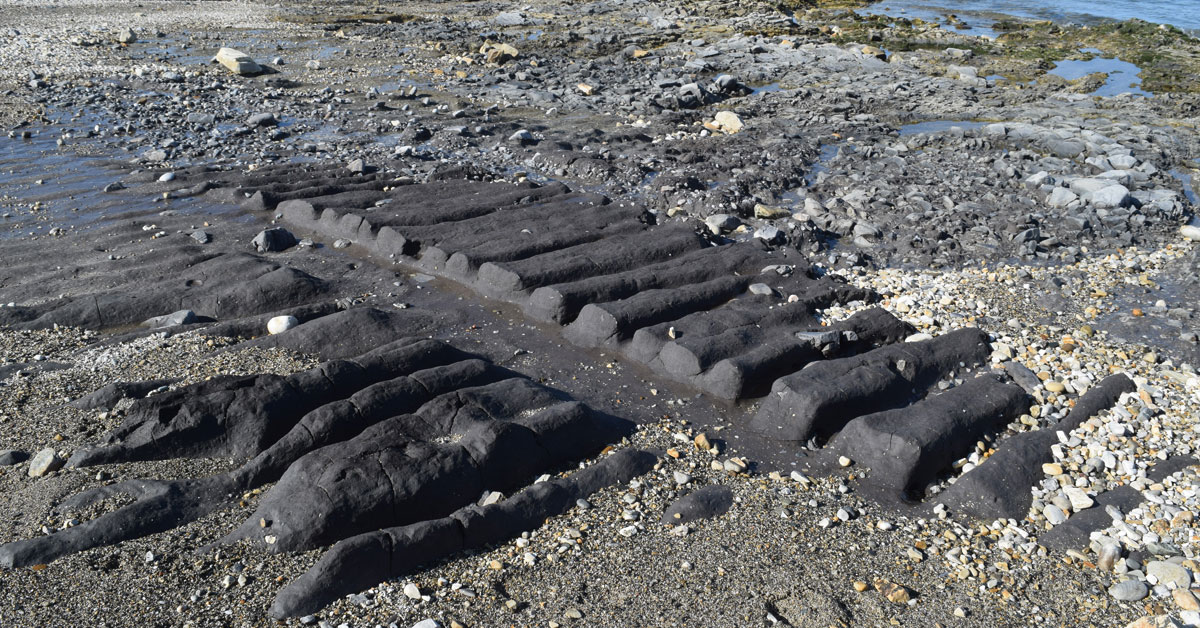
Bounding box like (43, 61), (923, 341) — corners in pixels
(252, 227), (298, 253)
(212, 47), (263, 76)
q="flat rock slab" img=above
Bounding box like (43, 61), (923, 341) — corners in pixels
(212, 47), (262, 75)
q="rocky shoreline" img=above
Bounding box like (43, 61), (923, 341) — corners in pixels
(1, 0), (1199, 626)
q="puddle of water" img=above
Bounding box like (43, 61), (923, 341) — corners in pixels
(1168, 169), (1198, 205)
(749, 83), (783, 96)
(0, 120), (237, 240)
(897, 120), (987, 136)
(855, 4), (1000, 38)
(1047, 48), (1151, 97)
(856, 0), (1200, 35)
(804, 143), (843, 186)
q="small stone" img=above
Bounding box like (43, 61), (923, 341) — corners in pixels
(704, 213), (741, 234)
(27, 448), (63, 478)
(754, 204), (791, 219)
(673, 471), (691, 485)
(411, 620), (440, 628)
(1042, 462), (1064, 475)
(852, 581), (868, 592)
(1064, 487), (1094, 511)
(1045, 380), (1066, 393)
(116, 28), (137, 44)
(954, 607), (968, 618)
(247, 112), (277, 127)
(873, 579), (912, 604)
(748, 283), (774, 296)
(403, 583), (422, 600)
(1181, 225), (1200, 241)
(190, 230), (211, 244)
(1044, 504), (1067, 525)
(1098, 543), (1122, 572)
(564, 609), (583, 619)
(1109, 579), (1149, 601)
(722, 458), (747, 473)
(576, 83), (594, 96)
(158, 172), (176, 183)
(838, 456), (852, 467)
(267, 315), (299, 335)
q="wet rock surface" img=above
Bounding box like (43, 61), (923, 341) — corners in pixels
(0, 0), (1198, 626)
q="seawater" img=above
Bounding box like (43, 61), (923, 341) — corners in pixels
(862, 0), (1200, 35)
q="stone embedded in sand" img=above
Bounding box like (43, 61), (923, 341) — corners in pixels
(754, 204), (790, 219)
(0, 450), (29, 466)
(1109, 579), (1149, 601)
(860, 45), (886, 60)
(873, 579), (912, 604)
(27, 448), (63, 478)
(252, 227), (297, 253)
(212, 47), (263, 76)
(247, 112), (277, 127)
(145, 309), (198, 328)
(661, 486), (732, 524)
(267, 315), (299, 335)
